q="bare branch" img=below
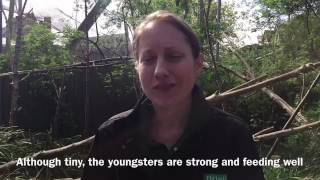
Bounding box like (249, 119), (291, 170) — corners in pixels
(18, 72), (30, 82)
(225, 75), (267, 93)
(227, 47), (254, 77)
(253, 126), (274, 137)
(261, 87), (307, 123)
(0, 57), (132, 78)
(80, 37), (105, 59)
(0, 136), (94, 175)
(206, 62), (320, 104)
(21, 0), (27, 16)
(221, 56), (308, 123)
(56, 8), (81, 24)
(267, 72), (320, 157)
(218, 64), (248, 80)
(254, 120), (320, 142)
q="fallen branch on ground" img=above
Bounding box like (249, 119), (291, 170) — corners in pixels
(261, 87), (307, 123)
(266, 72), (320, 157)
(206, 62), (320, 103)
(0, 136), (94, 175)
(254, 120), (320, 142)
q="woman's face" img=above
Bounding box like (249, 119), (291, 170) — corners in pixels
(136, 21), (202, 108)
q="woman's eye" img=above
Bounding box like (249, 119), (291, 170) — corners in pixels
(167, 54), (183, 62)
(141, 57), (155, 65)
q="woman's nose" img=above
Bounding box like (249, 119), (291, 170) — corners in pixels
(154, 57), (169, 79)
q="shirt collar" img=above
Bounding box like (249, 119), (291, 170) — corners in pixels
(131, 84), (212, 147)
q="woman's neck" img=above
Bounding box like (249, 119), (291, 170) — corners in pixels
(149, 96), (192, 148)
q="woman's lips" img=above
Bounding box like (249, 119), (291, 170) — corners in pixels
(153, 83), (176, 91)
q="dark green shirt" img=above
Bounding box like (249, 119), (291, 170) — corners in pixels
(82, 86), (265, 180)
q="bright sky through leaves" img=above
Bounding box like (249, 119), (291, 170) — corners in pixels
(2, 0), (262, 45)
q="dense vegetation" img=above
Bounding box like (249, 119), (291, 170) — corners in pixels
(0, 0), (319, 179)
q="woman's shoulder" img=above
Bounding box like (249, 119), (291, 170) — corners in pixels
(203, 106), (251, 137)
(96, 109), (137, 138)
(99, 109), (134, 129)
(200, 106), (258, 156)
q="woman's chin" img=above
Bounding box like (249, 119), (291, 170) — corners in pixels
(151, 98), (178, 109)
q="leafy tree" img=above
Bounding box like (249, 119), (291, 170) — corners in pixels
(19, 24), (72, 70)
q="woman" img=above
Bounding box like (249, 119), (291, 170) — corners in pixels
(82, 10), (264, 180)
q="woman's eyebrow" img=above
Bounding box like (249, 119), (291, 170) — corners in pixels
(164, 46), (182, 52)
(140, 49), (154, 56)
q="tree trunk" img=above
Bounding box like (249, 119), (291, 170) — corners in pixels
(77, 0), (111, 34)
(9, 0), (24, 126)
(199, 0), (205, 28)
(83, 0), (90, 137)
(182, 0), (189, 19)
(215, 0), (221, 64)
(203, 0), (221, 91)
(51, 74), (66, 139)
(5, 0), (14, 53)
(70, 0), (111, 54)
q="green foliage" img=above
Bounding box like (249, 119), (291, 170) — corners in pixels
(0, 0), (318, 179)
(61, 26), (84, 48)
(19, 24), (72, 70)
(110, 0), (236, 59)
(0, 126), (87, 179)
(259, 0), (305, 15)
(263, 166), (315, 180)
(218, 1), (320, 179)
(305, 101), (320, 120)
(103, 62), (137, 97)
(0, 54), (10, 73)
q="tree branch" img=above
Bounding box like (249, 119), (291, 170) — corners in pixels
(261, 87), (307, 123)
(254, 120), (320, 142)
(0, 136), (94, 175)
(206, 62), (320, 103)
(267, 72), (320, 157)
(218, 64), (249, 80)
(253, 126), (274, 137)
(225, 74), (267, 93)
(221, 66), (308, 123)
(0, 57), (132, 78)
(227, 47), (254, 77)
(226, 52), (309, 124)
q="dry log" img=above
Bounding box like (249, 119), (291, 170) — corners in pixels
(254, 120), (320, 142)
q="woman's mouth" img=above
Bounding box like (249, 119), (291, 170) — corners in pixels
(153, 83), (176, 92)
